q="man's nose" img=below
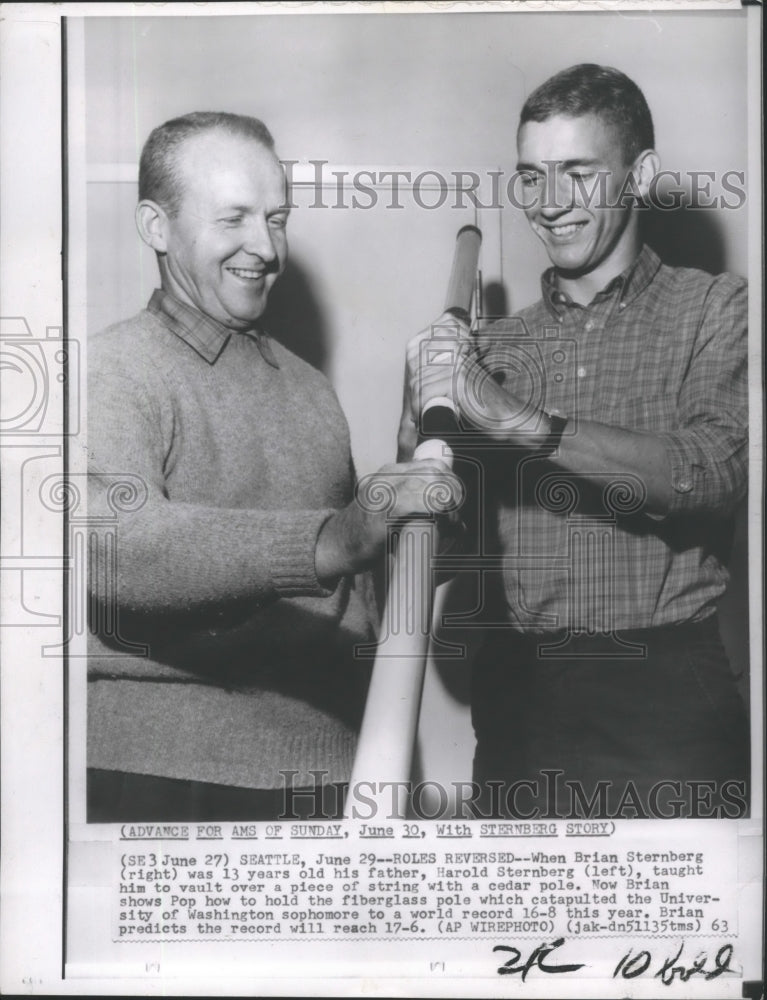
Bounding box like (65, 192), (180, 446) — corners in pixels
(241, 217), (278, 261)
(539, 168), (575, 217)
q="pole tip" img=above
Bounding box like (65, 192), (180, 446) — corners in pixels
(456, 224), (482, 242)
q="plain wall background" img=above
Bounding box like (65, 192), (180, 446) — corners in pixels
(80, 9), (751, 793)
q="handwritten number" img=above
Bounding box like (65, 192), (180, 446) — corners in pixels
(614, 949), (652, 979)
(495, 945), (522, 976)
(494, 939), (585, 980)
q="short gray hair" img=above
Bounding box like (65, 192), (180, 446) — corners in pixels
(138, 111), (276, 215)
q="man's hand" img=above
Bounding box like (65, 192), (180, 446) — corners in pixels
(407, 311), (471, 416)
(398, 312), (674, 518)
(397, 311), (471, 460)
(395, 310), (675, 519)
(398, 311), (549, 458)
(315, 457), (462, 584)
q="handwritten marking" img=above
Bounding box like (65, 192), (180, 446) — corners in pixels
(494, 938), (585, 980)
(614, 943), (735, 984)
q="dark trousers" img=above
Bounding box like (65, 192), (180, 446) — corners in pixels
(87, 769), (346, 822)
(471, 616), (749, 818)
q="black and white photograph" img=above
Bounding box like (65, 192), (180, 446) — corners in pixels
(0, 2), (763, 996)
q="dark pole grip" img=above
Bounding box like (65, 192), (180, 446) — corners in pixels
(418, 224), (482, 443)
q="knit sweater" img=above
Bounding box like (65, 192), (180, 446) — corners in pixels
(87, 290), (375, 789)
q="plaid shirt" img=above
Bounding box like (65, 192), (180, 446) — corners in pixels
(470, 245), (748, 633)
(146, 287), (280, 367)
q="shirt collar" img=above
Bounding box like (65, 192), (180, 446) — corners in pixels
(541, 244), (662, 317)
(147, 288), (279, 368)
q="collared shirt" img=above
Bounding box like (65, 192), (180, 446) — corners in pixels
(469, 245), (748, 632)
(146, 287), (280, 367)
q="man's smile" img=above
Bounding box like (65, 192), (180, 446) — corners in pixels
(537, 220), (588, 240)
(226, 266), (268, 281)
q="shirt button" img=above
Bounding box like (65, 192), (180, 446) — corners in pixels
(619, 301), (627, 310)
(584, 320), (594, 331)
(676, 479), (693, 493)
(577, 366), (587, 378)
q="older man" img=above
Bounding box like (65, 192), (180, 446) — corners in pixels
(402, 65), (749, 818)
(87, 112), (451, 821)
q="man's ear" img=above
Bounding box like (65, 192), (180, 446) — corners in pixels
(631, 149), (661, 202)
(136, 199), (170, 253)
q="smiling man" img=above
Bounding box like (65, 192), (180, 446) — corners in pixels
(87, 112), (453, 822)
(401, 65), (749, 818)
(138, 122), (288, 326)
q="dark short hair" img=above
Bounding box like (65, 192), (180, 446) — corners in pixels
(519, 64), (654, 164)
(138, 111), (275, 215)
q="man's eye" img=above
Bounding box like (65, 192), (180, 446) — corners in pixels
(520, 173), (542, 188)
(268, 214), (288, 230)
(221, 216), (243, 225)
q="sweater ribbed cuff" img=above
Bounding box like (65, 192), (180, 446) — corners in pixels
(268, 509), (338, 597)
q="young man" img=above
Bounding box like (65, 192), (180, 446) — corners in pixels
(401, 64), (749, 818)
(87, 112), (454, 821)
